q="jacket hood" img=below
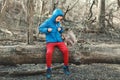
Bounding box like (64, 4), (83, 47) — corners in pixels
(50, 8), (64, 22)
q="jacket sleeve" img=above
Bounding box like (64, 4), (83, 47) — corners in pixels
(58, 22), (64, 33)
(59, 27), (64, 33)
(38, 20), (49, 34)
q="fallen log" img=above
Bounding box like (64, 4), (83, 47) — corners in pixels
(0, 45), (75, 65)
(0, 44), (120, 65)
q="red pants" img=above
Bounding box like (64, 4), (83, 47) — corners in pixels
(46, 42), (69, 67)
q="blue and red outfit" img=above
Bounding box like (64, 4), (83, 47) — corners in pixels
(38, 9), (69, 68)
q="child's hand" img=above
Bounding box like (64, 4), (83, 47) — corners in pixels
(58, 27), (61, 31)
(48, 28), (52, 32)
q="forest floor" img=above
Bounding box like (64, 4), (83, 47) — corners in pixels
(0, 63), (120, 80)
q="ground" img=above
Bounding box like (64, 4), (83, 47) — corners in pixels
(0, 64), (120, 80)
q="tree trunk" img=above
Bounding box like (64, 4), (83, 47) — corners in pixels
(26, 0), (34, 44)
(0, 44), (120, 65)
(117, 0), (120, 8)
(0, 0), (9, 23)
(97, 0), (105, 31)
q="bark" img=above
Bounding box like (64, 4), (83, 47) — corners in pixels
(0, 0), (9, 23)
(117, 0), (120, 8)
(97, 0), (105, 31)
(26, 0), (34, 44)
(0, 44), (120, 66)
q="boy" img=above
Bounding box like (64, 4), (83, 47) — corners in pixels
(38, 8), (70, 78)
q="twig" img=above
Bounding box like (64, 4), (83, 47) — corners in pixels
(1, 0), (7, 13)
(88, 0), (95, 20)
(64, 0), (79, 20)
(9, 64), (63, 76)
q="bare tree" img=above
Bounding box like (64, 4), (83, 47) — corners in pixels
(117, 0), (120, 8)
(88, 0), (95, 20)
(26, 0), (34, 44)
(63, 0), (79, 20)
(0, 0), (9, 23)
(97, 0), (105, 31)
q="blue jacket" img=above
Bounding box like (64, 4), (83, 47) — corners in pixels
(38, 9), (64, 43)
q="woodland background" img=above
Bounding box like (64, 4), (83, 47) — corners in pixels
(0, 0), (120, 80)
(0, 0), (120, 44)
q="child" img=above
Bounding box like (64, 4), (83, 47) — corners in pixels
(38, 8), (70, 78)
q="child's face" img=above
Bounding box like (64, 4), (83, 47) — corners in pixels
(56, 16), (63, 22)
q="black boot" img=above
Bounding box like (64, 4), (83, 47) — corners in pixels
(63, 66), (70, 75)
(46, 68), (52, 79)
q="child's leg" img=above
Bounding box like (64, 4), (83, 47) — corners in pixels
(57, 42), (69, 66)
(46, 43), (55, 68)
(57, 42), (71, 75)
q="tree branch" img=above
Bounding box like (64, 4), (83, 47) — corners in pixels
(1, 0), (7, 13)
(88, 0), (95, 20)
(63, 0), (79, 20)
(53, 0), (59, 11)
